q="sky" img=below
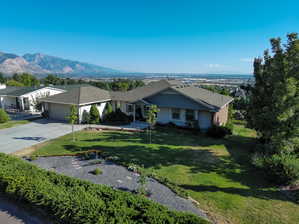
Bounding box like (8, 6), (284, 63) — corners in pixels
(0, 0), (298, 74)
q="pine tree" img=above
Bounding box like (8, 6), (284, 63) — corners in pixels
(89, 105), (100, 124)
(247, 33), (299, 154)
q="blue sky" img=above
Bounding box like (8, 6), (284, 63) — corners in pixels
(0, 0), (298, 74)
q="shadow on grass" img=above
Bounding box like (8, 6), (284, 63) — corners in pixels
(60, 127), (296, 203)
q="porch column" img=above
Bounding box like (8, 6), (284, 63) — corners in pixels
(19, 97), (24, 111)
(133, 104), (136, 122)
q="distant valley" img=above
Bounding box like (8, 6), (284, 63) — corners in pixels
(0, 52), (121, 77)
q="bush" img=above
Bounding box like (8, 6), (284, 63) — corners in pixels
(82, 110), (90, 124)
(103, 108), (132, 125)
(0, 153), (209, 224)
(41, 110), (49, 119)
(0, 109), (10, 123)
(206, 125), (232, 138)
(252, 153), (299, 185)
(92, 168), (102, 175)
(89, 105), (100, 124)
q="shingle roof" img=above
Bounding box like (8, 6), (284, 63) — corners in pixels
(173, 86), (233, 110)
(0, 86), (46, 97)
(40, 86), (111, 105)
(111, 79), (233, 110)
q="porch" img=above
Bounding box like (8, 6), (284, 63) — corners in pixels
(0, 96), (31, 112)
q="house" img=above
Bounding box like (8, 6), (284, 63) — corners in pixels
(38, 80), (233, 130)
(40, 85), (110, 123)
(0, 86), (65, 112)
(110, 80), (233, 130)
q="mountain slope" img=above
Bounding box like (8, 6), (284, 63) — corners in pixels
(0, 52), (121, 76)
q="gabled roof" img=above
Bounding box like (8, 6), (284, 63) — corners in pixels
(40, 85), (111, 105)
(111, 80), (233, 111)
(173, 86), (233, 109)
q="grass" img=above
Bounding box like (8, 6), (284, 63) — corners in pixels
(0, 120), (29, 129)
(32, 123), (299, 224)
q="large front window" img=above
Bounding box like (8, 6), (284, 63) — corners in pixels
(185, 109), (195, 121)
(171, 108), (180, 120)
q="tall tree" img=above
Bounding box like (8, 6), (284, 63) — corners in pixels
(247, 33), (299, 154)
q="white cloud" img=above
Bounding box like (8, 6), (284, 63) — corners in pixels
(240, 58), (253, 63)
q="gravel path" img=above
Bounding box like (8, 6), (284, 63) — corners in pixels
(32, 156), (208, 219)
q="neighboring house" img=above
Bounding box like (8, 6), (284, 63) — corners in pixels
(110, 80), (233, 130)
(38, 80), (233, 130)
(40, 86), (110, 123)
(0, 86), (65, 112)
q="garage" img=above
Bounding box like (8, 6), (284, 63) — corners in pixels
(48, 103), (71, 122)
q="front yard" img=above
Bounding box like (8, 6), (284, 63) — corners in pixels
(32, 124), (299, 224)
(0, 120), (30, 130)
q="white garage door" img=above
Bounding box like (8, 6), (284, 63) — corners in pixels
(49, 103), (71, 122)
(198, 111), (212, 130)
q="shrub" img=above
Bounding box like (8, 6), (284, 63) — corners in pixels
(206, 125), (232, 138)
(89, 105), (100, 124)
(0, 109), (10, 123)
(252, 153), (299, 185)
(103, 108), (132, 124)
(0, 153), (209, 224)
(81, 110), (90, 124)
(41, 110), (49, 118)
(264, 154), (299, 185)
(92, 168), (102, 175)
(29, 155), (38, 161)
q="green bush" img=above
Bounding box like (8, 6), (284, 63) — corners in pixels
(103, 108), (132, 125)
(206, 125), (232, 138)
(0, 153), (209, 224)
(89, 105), (100, 124)
(82, 110), (90, 124)
(92, 168), (102, 175)
(0, 109), (10, 123)
(252, 153), (299, 185)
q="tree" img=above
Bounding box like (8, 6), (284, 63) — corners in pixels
(146, 105), (159, 144)
(0, 73), (5, 84)
(247, 33), (299, 154)
(6, 79), (24, 87)
(82, 110), (90, 124)
(89, 105), (100, 124)
(67, 105), (78, 141)
(0, 109), (10, 123)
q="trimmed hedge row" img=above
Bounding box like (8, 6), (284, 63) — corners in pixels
(0, 154), (209, 224)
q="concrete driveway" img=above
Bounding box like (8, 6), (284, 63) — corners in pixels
(0, 119), (84, 154)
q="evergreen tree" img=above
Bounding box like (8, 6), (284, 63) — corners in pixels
(247, 33), (299, 154)
(82, 110), (90, 124)
(89, 105), (100, 124)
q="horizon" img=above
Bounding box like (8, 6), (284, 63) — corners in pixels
(1, 0), (298, 74)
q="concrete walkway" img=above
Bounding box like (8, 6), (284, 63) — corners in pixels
(0, 119), (85, 154)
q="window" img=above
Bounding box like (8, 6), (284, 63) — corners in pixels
(171, 108), (180, 120)
(126, 104), (133, 113)
(185, 109), (195, 121)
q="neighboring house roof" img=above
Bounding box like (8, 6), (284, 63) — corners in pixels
(0, 86), (48, 97)
(40, 86), (111, 105)
(111, 79), (233, 111)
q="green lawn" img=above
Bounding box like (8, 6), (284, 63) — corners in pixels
(0, 120), (30, 130)
(33, 124), (299, 224)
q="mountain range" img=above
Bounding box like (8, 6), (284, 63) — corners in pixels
(0, 52), (121, 77)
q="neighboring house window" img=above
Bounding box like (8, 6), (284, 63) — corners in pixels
(171, 108), (180, 120)
(185, 109), (195, 121)
(126, 104), (133, 113)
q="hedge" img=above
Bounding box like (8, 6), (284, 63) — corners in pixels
(0, 154), (209, 224)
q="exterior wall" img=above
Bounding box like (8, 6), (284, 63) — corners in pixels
(213, 104), (229, 126)
(1, 96), (17, 109)
(78, 102), (107, 123)
(22, 87), (65, 112)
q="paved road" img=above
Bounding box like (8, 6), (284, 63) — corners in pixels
(0, 119), (84, 154)
(0, 196), (51, 224)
